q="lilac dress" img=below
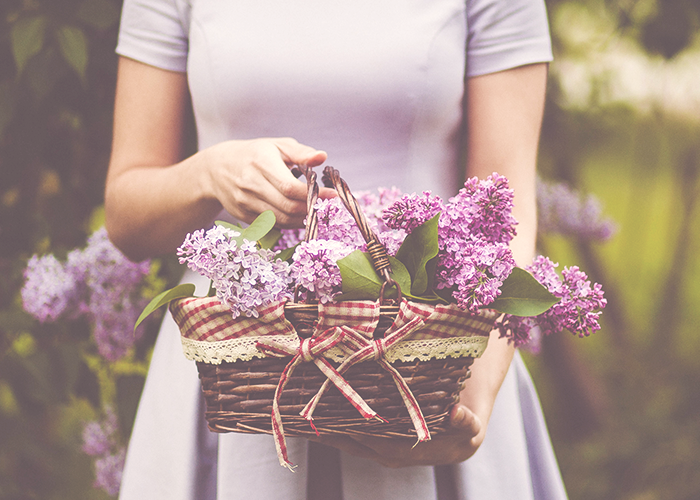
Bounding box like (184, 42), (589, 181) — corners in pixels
(115, 1), (566, 498)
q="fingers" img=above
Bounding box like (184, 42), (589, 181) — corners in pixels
(274, 137), (327, 170)
(210, 137), (331, 227)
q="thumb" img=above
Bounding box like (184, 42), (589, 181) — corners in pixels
(274, 138), (327, 169)
(449, 404), (481, 437)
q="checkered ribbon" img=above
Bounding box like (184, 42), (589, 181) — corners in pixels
(256, 327), (384, 470)
(300, 314), (432, 445)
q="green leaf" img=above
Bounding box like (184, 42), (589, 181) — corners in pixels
(76, 0), (120, 30)
(395, 214), (440, 295)
(134, 283), (196, 331)
(11, 16), (47, 75)
(336, 251), (410, 301)
(240, 210), (276, 243)
(55, 25), (88, 82)
(276, 243), (298, 262)
(489, 267), (559, 316)
(259, 227), (281, 250)
(215, 220), (243, 232)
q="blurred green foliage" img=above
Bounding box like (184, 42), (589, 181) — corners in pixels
(1, 0), (700, 498)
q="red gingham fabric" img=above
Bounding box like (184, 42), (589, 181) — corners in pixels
(170, 297), (295, 342)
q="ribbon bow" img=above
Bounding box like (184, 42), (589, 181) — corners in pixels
(300, 314), (431, 445)
(256, 327), (384, 470)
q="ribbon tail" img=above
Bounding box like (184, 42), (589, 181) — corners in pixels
(312, 358), (380, 420)
(300, 348), (372, 422)
(378, 359), (431, 442)
(271, 356), (301, 469)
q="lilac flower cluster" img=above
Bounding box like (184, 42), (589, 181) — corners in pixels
(497, 256), (607, 347)
(383, 191), (444, 234)
(82, 408), (125, 497)
(291, 240), (352, 303)
(383, 174), (515, 312)
(177, 225), (294, 318)
(21, 228), (151, 361)
(435, 174), (518, 311)
(286, 188), (410, 303)
(314, 197), (367, 249)
(537, 178), (617, 241)
(22, 253), (80, 323)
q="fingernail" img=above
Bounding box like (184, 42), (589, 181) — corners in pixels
(453, 406), (466, 425)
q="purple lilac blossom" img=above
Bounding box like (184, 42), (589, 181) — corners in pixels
(498, 256), (607, 347)
(537, 179), (617, 241)
(82, 408), (119, 457)
(66, 228), (151, 361)
(448, 173), (518, 245)
(273, 228), (305, 252)
(314, 197), (366, 250)
(383, 191), (444, 234)
(178, 226), (294, 318)
(93, 448), (126, 497)
(432, 174), (517, 309)
(449, 241), (515, 312)
(21, 228), (151, 361)
(21, 254), (81, 323)
(82, 408), (125, 497)
(291, 239), (353, 303)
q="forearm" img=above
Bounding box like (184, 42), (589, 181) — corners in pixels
(458, 63), (546, 433)
(105, 150), (222, 261)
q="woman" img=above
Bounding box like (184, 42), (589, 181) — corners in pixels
(105, 0), (567, 498)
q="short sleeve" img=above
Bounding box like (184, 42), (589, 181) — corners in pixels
(466, 0), (553, 77)
(116, 0), (191, 72)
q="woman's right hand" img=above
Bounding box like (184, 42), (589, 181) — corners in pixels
(202, 137), (328, 228)
(105, 57), (333, 261)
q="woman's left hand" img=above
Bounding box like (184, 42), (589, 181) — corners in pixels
(310, 402), (485, 468)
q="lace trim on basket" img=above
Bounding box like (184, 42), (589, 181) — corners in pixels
(180, 334), (489, 365)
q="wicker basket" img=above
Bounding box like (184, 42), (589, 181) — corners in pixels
(169, 166), (498, 467)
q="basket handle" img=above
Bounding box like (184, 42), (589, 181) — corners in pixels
(292, 163), (320, 243)
(322, 166), (401, 302)
(291, 164), (401, 302)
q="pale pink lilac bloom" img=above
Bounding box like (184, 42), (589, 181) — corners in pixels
(314, 197), (366, 250)
(356, 186), (405, 233)
(291, 239), (353, 303)
(177, 225), (294, 318)
(21, 253), (81, 323)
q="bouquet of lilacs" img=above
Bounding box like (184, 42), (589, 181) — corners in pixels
(142, 172), (606, 347)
